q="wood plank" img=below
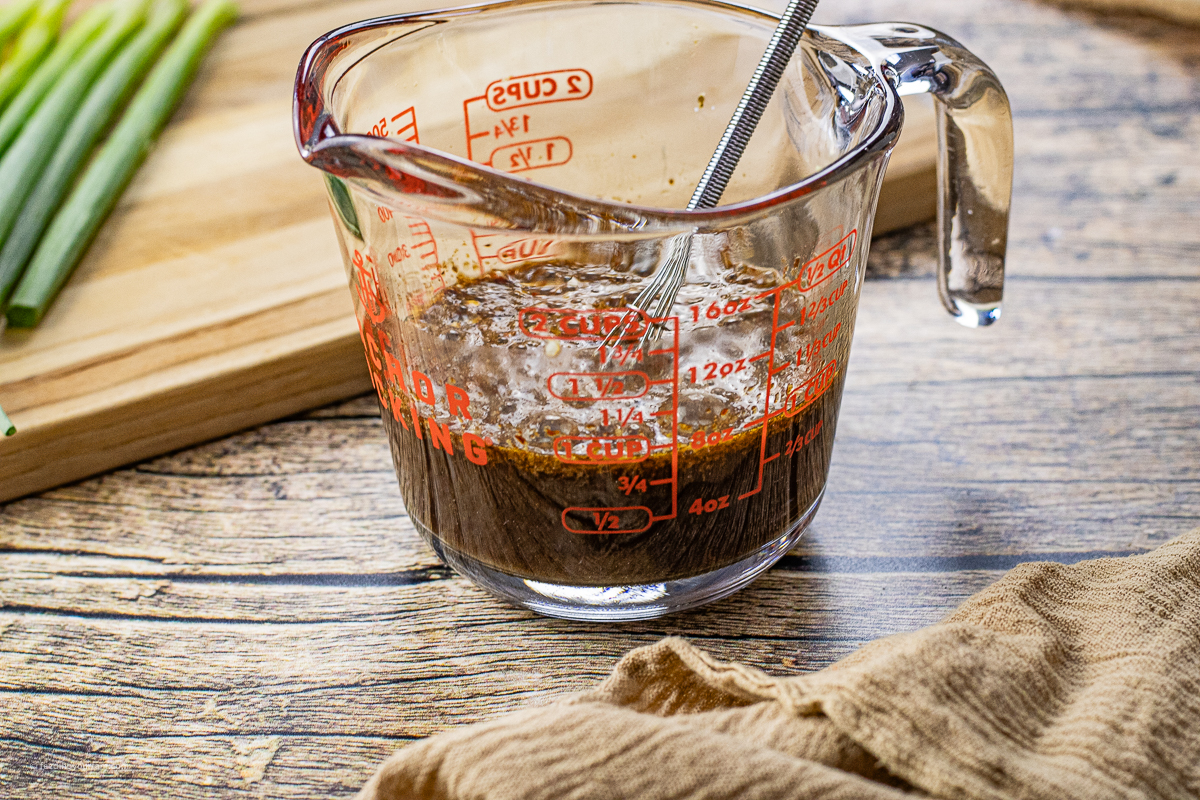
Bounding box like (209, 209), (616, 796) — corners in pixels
(0, 736), (411, 800)
(2, 278), (1190, 566)
(0, 568), (1001, 704)
(0, 0), (413, 501)
(3, 279), (1194, 570)
(0, 548), (1155, 797)
(871, 96), (937, 235)
(847, 277), (1200, 385)
(1038, 0), (1200, 26)
(0, 547), (1105, 625)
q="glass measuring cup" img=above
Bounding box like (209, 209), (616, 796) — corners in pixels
(293, 0), (1013, 620)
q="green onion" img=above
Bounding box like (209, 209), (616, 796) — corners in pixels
(7, 0), (239, 328)
(0, 0), (148, 274)
(325, 174), (362, 240)
(0, 0), (39, 51)
(0, 0), (71, 112)
(0, 0), (185, 304)
(0, 401), (13, 436)
(0, 2), (112, 157)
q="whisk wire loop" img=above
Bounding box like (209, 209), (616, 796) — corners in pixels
(605, 0), (819, 353)
(620, 0), (819, 349)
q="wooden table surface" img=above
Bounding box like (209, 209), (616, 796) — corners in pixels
(2, 0), (1198, 796)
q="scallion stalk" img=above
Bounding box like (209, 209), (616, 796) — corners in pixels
(7, 0), (239, 328)
(0, 0), (149, 292)
(0, 0), (185, 304)
(0, 2), (112, 157)
(0, 0), (39, 52)
(0, 402), (13, 436)
(0, 0), (71, 112)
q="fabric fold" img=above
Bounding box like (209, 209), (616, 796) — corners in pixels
(359, 530), (1200, 800)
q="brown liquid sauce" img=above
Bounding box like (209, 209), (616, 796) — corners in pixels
(382, 258), (854, 586)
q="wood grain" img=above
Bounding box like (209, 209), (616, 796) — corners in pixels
(1040, 0), (1200, 26)
(1, 0), (1199, 797)
(0, 0), (938, 503)
(3, 280), (1195, 566)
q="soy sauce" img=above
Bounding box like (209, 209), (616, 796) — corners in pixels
(379, 262), (852, 585)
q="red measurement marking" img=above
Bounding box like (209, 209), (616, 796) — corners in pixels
(553, 435), (650, 464)
(783, 360), (838, 418)
(368, 106), (420, 141)
(489, 136), (572, 173)
(492, 114), (531, 140)
(486, 69), (593, 112)
(754, 230), (858, 302)
(689, 297), (754, 322)
(352, 250), (388, 325)
(406, 218), (438, 267)
(464, 96), (490, 161)
(467, 231), (498, 273)
(496, 237), (558, 264)
(688, 495), (731, 515)
(797, 230), (856, 292)
(739, 273), (790, 500)
(783, 420), (823, 457)
(390, 106), (419, 143)
(651, 317), (681, 523)
(616, 476), (648, 495)
(687, 357), (749, 384)
(598, 344), (645, 366)
(730, 228), (855, 501)
(562, 505), (652, 534)
(601, 407), (644, 427)
(519, 307), (651, 342)
(799, 278), (850, 327)
(548, 371), (649, 402)
(796, 321), (843, 367)
(411, 224), (441, 294)
(470, 233), (558, 271)
(369, 216), (442, 317)
(689, 427), (735, 450)
(542, 316), (681, 529)
(386, 244), (409, 266)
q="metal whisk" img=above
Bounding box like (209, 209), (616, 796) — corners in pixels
(627, 0), (820, 334)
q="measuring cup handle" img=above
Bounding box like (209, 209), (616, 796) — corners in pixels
(843, 24), (1014, 327)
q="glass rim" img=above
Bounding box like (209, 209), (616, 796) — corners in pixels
(292, 0), (906, 230)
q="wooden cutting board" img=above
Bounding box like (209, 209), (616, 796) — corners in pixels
(0, 0), (936, 503)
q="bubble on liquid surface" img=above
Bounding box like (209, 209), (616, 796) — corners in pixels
(402, 260), (849, 454)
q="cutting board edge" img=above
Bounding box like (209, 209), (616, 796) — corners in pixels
(872, 163), (937, 236)
(0, 331), (372, 504)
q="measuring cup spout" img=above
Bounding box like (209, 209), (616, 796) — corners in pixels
(299, 120), (666, 237)
(839, 23), (1013, 327)
(293, 16), (661, 238)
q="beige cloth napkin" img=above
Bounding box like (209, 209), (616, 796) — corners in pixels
(358, 530), (1200, 800)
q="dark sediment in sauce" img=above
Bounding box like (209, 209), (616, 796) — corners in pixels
(381, 260), (852, 586)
